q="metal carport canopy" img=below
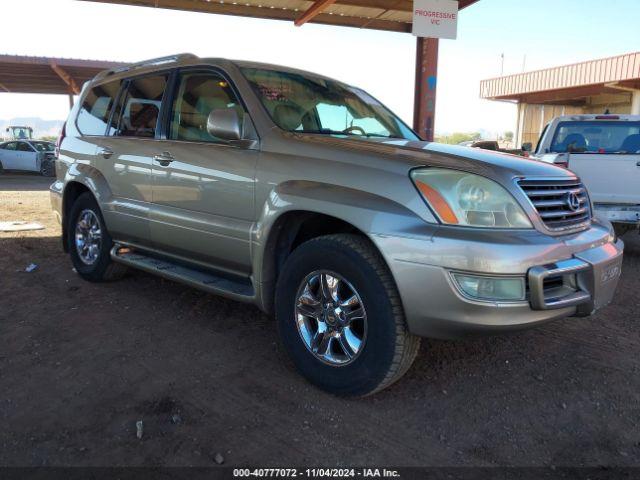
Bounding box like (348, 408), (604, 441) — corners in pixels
(0, 54), (125, 105)
(77, 0), (480, 140)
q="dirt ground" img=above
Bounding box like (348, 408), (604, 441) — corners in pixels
(0, 173), (639, 467)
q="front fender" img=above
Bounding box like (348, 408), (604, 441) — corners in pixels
(251, 180), (439, 311)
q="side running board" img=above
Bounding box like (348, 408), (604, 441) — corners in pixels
(110, 246), (255, 302)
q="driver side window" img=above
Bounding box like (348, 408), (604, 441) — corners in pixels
(170, 72), (244, 143)
(17, 142), (34, 152)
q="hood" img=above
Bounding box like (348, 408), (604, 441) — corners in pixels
(285, 134), (574, 180)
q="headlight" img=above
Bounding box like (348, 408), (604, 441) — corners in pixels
(411, 168), (532, 228)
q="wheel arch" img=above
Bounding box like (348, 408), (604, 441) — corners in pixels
(61, 163), (113, 252)
(254, 180), (429, 314)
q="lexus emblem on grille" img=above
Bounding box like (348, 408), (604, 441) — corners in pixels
(566, 192), (581, 211)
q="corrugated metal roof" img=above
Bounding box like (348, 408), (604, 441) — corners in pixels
(0, 55), (126, 95)
(480, 52), (640, 102)
(79, 0), (478, 33)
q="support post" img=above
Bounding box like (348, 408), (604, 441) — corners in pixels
(515, 102), (526, 149)
(413, 37), (439, 141)
(632, 91), (640, 115)
(68, 86), (75, 109)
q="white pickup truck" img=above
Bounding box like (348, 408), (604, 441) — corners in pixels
(531, 114), (640, 236)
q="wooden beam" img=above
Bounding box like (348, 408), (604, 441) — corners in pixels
(50, 61), (81, 95)
(295, 0), (337, 26)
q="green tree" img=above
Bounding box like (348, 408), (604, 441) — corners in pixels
(436, 132), (482, 145)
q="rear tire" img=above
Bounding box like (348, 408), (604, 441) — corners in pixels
(275, 234), (420, 397)
(0, 162), (4, 175)
(67, 192), (127, 282)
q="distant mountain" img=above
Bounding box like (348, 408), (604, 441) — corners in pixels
(1, 117), (64, 139)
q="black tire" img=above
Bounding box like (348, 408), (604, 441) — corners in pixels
(40, 159), (55, 177)
(67, 192), (127, 282)
(275, 233), (420, 397)
(0, 162), (4, 175)
(613, 223), (635, 238)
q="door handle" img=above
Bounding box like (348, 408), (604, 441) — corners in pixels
(636, 161), (640, 167)
(99, 147), (114, 159)
(153, 152), (174, 167)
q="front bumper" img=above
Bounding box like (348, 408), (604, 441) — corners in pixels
(373, 221), (623, 339)
(594, 203), (640, 225)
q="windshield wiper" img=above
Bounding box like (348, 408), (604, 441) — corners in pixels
(294, 129), (355, 135)
(363, 133), (402, 139)
(293, 129), (402, 139)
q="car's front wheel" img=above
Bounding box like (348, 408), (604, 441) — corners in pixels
(275, 234), (420, 396)
(67, 192), (127, 282)
(40, 159), (55, 177)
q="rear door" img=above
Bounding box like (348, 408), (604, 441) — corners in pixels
(570, 153), (640, 204)
(94, 72), (171, 246)
(149, 68), (257, 275)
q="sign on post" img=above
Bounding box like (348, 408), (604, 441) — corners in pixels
(412, 0), (458, 39)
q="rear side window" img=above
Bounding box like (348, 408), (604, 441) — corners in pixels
(76, 80), (122, 136)
(111, 74), (168, 138)
(3, 142), (17, 151)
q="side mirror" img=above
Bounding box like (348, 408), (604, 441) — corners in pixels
(207, 109), (242, 141)
(522, 142), (532, 152)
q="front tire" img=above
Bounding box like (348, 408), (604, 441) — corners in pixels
(40, 159), (55, 177)
(67, 192), (127, 282)
(275, 234), (420, 396)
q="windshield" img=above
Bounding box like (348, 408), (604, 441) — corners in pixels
(241, 67), (419, 140)
(550, 121), (640, 154)
(30, 141), (55, 152)
(9, 127), (32, 140)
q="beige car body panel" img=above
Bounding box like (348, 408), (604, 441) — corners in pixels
(51, 56), (624, 339)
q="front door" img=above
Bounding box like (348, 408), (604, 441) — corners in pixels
(15, 142), (38, 172)
(150, 69), (257, 276)
(0, 142), (19, 169)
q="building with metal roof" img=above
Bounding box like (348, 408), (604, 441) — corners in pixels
(480, 52), (640, 148)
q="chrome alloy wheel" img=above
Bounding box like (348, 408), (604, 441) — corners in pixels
(294, 271), (367, 366)
(74, 209), (102, 265)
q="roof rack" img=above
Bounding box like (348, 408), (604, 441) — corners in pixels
(93, 53), (198, 81)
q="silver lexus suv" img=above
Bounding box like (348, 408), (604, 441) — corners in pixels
(51, 54), (624, 396)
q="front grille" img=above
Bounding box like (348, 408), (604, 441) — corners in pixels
(518, 178), (591, 231)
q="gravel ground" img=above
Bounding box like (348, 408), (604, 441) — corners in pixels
(0, 173), (639, 467)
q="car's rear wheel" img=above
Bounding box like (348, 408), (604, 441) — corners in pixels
(67, 192), (127, 282)
(0, 162), (4, 175)
(275, 234), (420, 396)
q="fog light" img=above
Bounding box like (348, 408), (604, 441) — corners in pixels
(452, 274), (525, 301)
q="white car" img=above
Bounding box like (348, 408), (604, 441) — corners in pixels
(531, 114), (640, 236)
(0, 140), (56, 176)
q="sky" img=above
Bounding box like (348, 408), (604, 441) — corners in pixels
(0, 0), (639, 136)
